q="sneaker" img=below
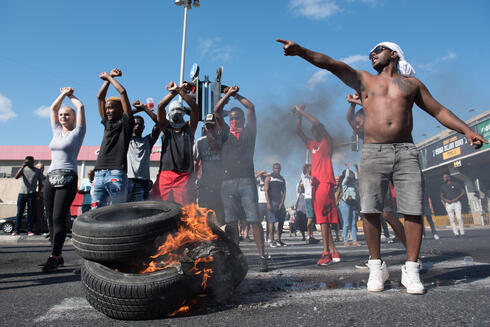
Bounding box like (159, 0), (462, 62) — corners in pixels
(367, 259), (389, 292)
(11, 231), (19, 236)
(433, 234), (440, 240)
(355, 260), (369, 270)
(401, 261), (425, 294)
(39, 256), (64, 267)
(42, 257), (60, 273)
(270, 241), (279, 248)
(307, 237), (320, 245)
(386, 237), (394, 244)
(331, 252), (341, 263)
(317, 252), (332, 266)
(259, 256), (268, 272)
(351, 241), (362, 247)
(27, 232), (35, 236)
(278, 240), (287, 247)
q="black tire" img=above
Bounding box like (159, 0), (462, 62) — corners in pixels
(72, 201), (181, 263)
(81, 259), (197, 320)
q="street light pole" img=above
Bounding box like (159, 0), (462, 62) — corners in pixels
(179, 2), (189, 89)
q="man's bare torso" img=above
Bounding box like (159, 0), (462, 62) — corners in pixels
(360, 72), (420, 144)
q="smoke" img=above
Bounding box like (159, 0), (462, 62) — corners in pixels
(254, 84), (358, 205)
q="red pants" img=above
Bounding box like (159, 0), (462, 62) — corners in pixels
(152, 171), (192, 205)
(312, 182), (338, 224)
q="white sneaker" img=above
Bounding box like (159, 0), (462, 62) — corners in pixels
(367, 259), (389, 292)
(433, 234), (440, 240)
(401, 261), (425, 294)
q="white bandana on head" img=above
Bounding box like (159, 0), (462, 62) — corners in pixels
(371, 42), (415, 77)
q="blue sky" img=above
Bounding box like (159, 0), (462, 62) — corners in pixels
(1, 0), (489, 204)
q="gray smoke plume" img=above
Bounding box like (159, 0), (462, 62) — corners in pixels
(254, 84), (356, 205)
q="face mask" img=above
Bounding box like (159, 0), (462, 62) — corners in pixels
(168, 111), (186, 128)
(230, 120), (243, 131)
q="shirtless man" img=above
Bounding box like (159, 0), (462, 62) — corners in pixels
(277, 39), (487, 294)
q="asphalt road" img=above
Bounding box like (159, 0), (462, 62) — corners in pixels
(1, 227), (490, 327)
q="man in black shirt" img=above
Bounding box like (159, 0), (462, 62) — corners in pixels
(92, 68), (134, 208)
(152, 81), (199, 205)
(214, 85), (268, 272)
(440, 174), (466, 237)
(264, 163), (287, 247)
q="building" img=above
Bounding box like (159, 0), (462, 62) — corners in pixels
(416, 110), (490, 226)
(0, 145), (163, 218)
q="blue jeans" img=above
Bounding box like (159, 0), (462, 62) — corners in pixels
(15, 193), (36, 232)
(221, 177), (259, 223)
(92, 170), (128, 208)
(340, 200), (357, 242)
(127, 178), (150, 202)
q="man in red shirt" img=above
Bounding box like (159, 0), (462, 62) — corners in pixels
(294, 104), (340, 265)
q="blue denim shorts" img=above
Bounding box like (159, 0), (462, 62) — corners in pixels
(267, 201), (286, 224)
(221, 177), (259, 223)
(359, 143), (422, 215)
(304, 198), (315, 218)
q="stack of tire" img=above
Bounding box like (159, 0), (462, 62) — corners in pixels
(73, 201), (248, 320)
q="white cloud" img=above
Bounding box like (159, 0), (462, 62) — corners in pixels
(34, 105), (50, 118)
(289, 0), (341, 19)
(307, 54), (368, 86)
(341, 54), (369, 65)
(417, 50), (457, 70)
(307, 70), (329, 86)
(0, 93), (17, 122)
(198, 37), (232, 62)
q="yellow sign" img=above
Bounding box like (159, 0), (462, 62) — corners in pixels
(443, 136), (457, 145)
(443, 147), (461, 160)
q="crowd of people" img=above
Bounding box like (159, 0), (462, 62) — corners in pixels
(10, 38), (487, 297)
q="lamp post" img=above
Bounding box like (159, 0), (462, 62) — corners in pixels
(174, 0), (200, 101)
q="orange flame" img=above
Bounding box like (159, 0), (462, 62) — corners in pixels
(192, 257), (214, 289)
(169, 301), (190, 317)
(140, 204), (218, 278)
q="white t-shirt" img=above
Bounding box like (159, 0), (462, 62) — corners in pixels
(257, 178), (267, 204)
(301, 173), (312, 199)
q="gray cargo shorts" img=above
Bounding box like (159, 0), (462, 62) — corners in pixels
(359, 143), (423, 216)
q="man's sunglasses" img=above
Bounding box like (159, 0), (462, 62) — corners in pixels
(370, 45), (390, 59)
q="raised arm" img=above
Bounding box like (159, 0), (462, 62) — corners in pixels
(50, 88), (71, 128)
(213, 86), (238, 130)
(97, 76), (111, 120)
(294, 105), (332, 143)
(68, 90), (86, 127)
(294, 111), (309, 145)
(415, 81), (488, 148)
(346, 93), (361, 132)
(276, 39), (362, 92)
(180, 82), (200, 134)
(156, 82), (180, 131)
(234, 92), (256, 129)
(133, 100), (158, 123)
(105, 68), (132, 119)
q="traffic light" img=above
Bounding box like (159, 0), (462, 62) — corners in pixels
(188, 76), (203, 121)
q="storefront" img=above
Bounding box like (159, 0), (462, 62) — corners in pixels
(417, 111), (490, 226)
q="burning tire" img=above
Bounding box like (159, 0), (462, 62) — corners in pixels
(72, 201), (181, 263)
(81, 259), (196, 320)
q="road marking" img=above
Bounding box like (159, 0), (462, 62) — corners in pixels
(33, 297), (98, 323)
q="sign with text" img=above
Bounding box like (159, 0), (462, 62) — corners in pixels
(418, 120), (489, 169)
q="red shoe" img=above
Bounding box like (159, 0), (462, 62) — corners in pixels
(317, 252), (332, 266)
(332, 252), (341, 263)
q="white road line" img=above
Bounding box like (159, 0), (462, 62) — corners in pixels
(33, 297), (98, 323)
